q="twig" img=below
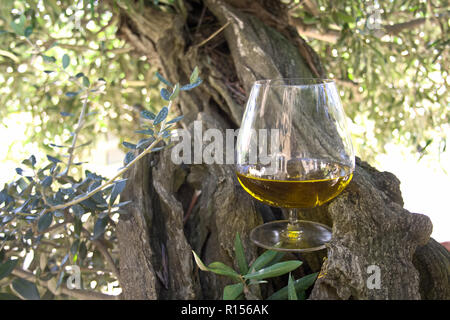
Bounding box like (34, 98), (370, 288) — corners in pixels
(38, 221), (69, 235)
(77, 224), (120, 281)
(0, 49), (19, 63)
(23, 36), (85, 89)
(195, 4), (207, 36)
(62, 90), (90, 176)
(40, 113), (168, 215)
(11, 268), (120, 300)
(195, 21), (231, 48)
(56, 43), (132, 55)
(291, 11), (449, 43)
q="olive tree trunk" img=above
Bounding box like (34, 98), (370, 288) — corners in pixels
(112, 0), (449, 300)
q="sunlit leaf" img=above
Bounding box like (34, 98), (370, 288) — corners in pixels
(10, 15), (26, 35)
(192, 251), (209, 272)
(135, 128), (154, 135)
(46, 155), (62, 163)
(122, 141), (136, 149)
(82, 76), (90, 87)
(62, 54), (70, 69)
(156, 71), (173, 87)
(42, 55), (56, 63)
(140, 110), (156, 120)
(153, 107), (168, 125)
(123, 151), (135, 166)
(109, 179), (127, 205)
(180, 79), (202, 91)
(169, 83), (180, 100)
(65, 91), (80, 98)
(160, 88), (171, 101)
(190, 66), (199, 84)
(166, 115), (184, 124)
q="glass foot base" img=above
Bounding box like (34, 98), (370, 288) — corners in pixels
(249, 220), (332, 252)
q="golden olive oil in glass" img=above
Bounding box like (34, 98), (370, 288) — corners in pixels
(236, 159), (353, 209)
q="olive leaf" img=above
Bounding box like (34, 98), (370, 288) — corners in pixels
(109, 179), (127, 205)
(156, 71), (173, 87)
(0, 259), (18, 280)
(244, 260), (303, 280)
(223, 283), (244, 300)
(37, 211), (53, 233)
(234, 232), (248, 274)
(267, 272), (318, 300)
(11, 278), (40, 300)
(62, 54), (70, 69)
(288, 273), (298, 300)
(122, 141), (136, 149)
(153, 107), (168, 125)
(140, 110), (156, 120)
(189, 66), (199, 84)
(207, 262), (241, 280)
(249, 249), (285, 272)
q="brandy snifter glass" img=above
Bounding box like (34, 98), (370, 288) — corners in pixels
(236, 78), (355, 252)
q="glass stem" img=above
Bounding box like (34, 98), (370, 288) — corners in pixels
(288, 209), (299, 228)
(283, 208), (303, 241)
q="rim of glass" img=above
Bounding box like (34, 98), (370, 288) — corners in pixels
(253, 78), (334, 86)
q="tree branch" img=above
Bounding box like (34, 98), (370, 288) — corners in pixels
(195, 21), (231, 47)
(289, 17), (340, 43)
(41, 135), (163, 214)
(80, 226), (121, 281)
(38, 221), (69, 235)
(290, 12), (449, 43)
(383, 17), (427, 35)
(296, 0), (320, 16)
(11, 268), (120, 300)
(62, 90), (90, 176)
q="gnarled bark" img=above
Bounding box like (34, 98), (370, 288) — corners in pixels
(113, 0), (450, 300)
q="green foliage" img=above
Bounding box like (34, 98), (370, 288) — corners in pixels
(0, 3), (202, 297)
(234, 232), (248, 274)
(290, 0), (448, 162)
(288, 273), (297, 300)
(243, 261), (303, 280)
(0, 0), (162, 164)
(266, 272), (318, 300)
(192, 232), (317, 300)
(0, 64), (200, 298)
(1, 0), (445, 301)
